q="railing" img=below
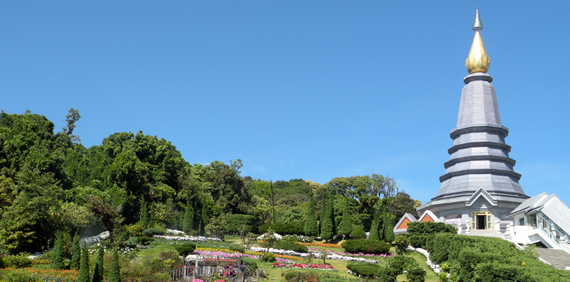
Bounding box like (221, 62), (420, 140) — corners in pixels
(170, 265), (257, 282)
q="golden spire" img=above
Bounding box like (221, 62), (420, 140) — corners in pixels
(465, 8), (490, 73)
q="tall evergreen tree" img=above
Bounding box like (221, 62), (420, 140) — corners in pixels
(70, 235), (81, 270)
(148, 203), (156, 228)
(139, 198), (148, 228)
(320, 192), (334, 241)
(304, 195), (318, 236)
(339, 197), (353, 235)
(328, 193), (336, 236)
(91, 246), (104, 282)
(108, 248), (121, 282)
(77, 244), (90, 282)
(369, 216), (381, 241)
(383, 221), (395, 243)
(183, 195), (194, 233)
(50, 232), (65, 269)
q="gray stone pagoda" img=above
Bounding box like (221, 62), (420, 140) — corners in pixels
(417, 8), (529, 231)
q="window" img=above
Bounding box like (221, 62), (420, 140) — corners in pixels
(519, 218), (524, 226)
(529, 214), (537, 228)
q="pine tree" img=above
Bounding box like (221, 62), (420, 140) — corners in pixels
(183, 195), (194, 233)
(91, 246), (104, 282)
(328, 193), (336, 236)
(108, 248), (121, 282)
(383, 221), (395, 243)
(304, 195), (319, 236)
(70, 235), (81, 270)
(50, 232), (65, 269)
(148, 203), (156, 228)
(77, 244), (90, 282)
(369, 216), (381, 241)
(139, 198), (149, 228)
(350, 224), (366, 239)
(320, 192), (334, 241)
(339, 197), (353, 236)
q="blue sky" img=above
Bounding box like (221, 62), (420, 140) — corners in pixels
(2, 1), (569, 206)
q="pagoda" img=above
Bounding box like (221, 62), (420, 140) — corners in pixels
(416, 8), (529, 231)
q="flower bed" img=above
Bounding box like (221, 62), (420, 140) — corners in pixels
(194, 250), (258, 260)
(273, 262), (336, 270)
(308, 248), (394, 258)
(275, 254), (304, 261)
(0, 267), (78, 281)
(197, 247), (261, 256)
(154, 235), (222, 242)
(250, 247), (379, 263)
(299, 242), (342, 248)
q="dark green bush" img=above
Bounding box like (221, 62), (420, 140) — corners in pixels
(137, 236), (155, 246)
(263, 252), (275, 262)
(226, 214), (258, 234)
(241, 257), (258, 271)
(174, 243), (196, 257)
(378, 266), (399, 282)
(473, 262), (535, 282)
(2, 254), (32, 268)
(349, 225), (366, 239)
(388, 255), (415, 274)
(346, 263), (380, 277)
(342, 239), (391, 254)
(407, 222), (456, 235)
(405, 259), (426, 282)
(394, 234), (410, 255)
(284, 271), (320, 282)
(229, 245), (246, 253)
(142, 228), (164, 237)
(274, 241), (308, 253)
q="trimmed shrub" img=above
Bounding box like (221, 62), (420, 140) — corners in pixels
(137, 236), (155, 246)
(388, 255), (415, 274)
(346, 263), (380, 277)
(394, 234), (410, 255)
(241, 257), (258, 271)
(342, 239), (390, 254)
(175, 243), (196, 257)
(226, 214), (257, 234)
(70, 235), (81, 270)
(407, 222), (456, 235)
(142, 228), (164, 237)
(349, 225), (366, 239)
(274, 241), (308, 253)
(229, 245), (246, 253)
(473, 262), (534, 282)
(50, 232), (65, 269)
(378, 266), (399, 282)
(406, 264), (426, 282)
(263, 252), (275, 262)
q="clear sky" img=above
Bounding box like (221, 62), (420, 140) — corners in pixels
(2, 1), (569, 206)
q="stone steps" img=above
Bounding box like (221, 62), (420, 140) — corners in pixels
(534, 248), (570, 270)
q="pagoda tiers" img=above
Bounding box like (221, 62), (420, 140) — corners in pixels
(416, 8), (529, 232)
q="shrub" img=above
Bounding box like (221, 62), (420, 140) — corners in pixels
(229, 245), (246, 253)
(263, 252), (275, 262)
(284, 271), (320, 282)
(241, 257), (258, 271)
(378, 266), (399, 281)
(175, 243), (196, 257)
(346, 263), (380, 277)
(406, 264), (426, 282)
(407, 222), (455, 235)
(388, 255), (415, 274)
(50, 232), (65, 269)
(349, 225), (366, 239)
(142, 228), (164, 237)
(274, 241), (308, 253)
(342, 239), (390, 254)
(2, 254), (31, 268)
(394, 234), (410, 255)
(225, 214), (257, 234)
(137, 236), (155, 246)
(473, 262), (534, 282)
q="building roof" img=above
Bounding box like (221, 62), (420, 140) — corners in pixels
(393, 213), (417, 235)
(419, 210), (440, 223)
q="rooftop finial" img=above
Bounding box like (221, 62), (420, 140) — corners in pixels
(472, 7), (483, 31)
(466, 7), (490, 74)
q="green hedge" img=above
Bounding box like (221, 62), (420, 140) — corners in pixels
(259, 222), (304, 235)
(430, 233), (570, 282)
(274, 241), (308, 253)
(341, 239), (391, 254)
(142, 228), (164, 237)
(346, 263), (380, 277)
(407, 222), (456, 235)
(226, 214), (258, 234)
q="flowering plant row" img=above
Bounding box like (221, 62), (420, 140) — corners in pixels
(273, 262), (336, 270)
(195, 250), (258, 260)
(282, 234), (314, 243)
(250, 247), (379, 263)
(154, 235), (222, 242)
(299, 242), (342, 248)
(274, 254), (305, 261)
(87, 242), (137, 260)
(308, 248), (394, 258)
(197, 247), (261, 256)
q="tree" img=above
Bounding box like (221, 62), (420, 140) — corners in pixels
(62, 108), (81, 140)
(108, 248), (121, 282)
(139, 198), (149, 228)
(320, 192), (334, 241)
(50, 232), (65, 269)
(383, 221), (395, 243)
(148, 203), (156, 228)
(70, 235), (81, 270)
(339, 197), (353, 235)
(350, 225), (366, 239)
(183, 195), (194, 233)
(77, 244), (90, 282)
(369, 216), (381, 241)
(91, 246), (104, 282)
(304, 196), (318, 236)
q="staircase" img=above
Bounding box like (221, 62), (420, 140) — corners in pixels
(534, 248), (570, 270)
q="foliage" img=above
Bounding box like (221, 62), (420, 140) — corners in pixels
(378, 266), (399, 282)
(205, 215), (227, 239)
(1, 253), (32, 268)
(142, 227), (164, 237)
(50, 232), (65, 269)
(274, 241), (308, 253)
(108, 248), (120, 282)
(284, 271), (320, 282)
(241, 257), (258, 271)
(349, 225), (366, 239)
(225, 214), (257, 234)
(406, 260), (426, 282)
(263, 252), (275, 262)
(394, 234), (410, 255)
(320, 192), (334, 241)
(341, 239), (390, 254)
(407, 222), (456, 235)
(346, 263), (380, 277)
(388, 255), (415, 274)
(383, 221), (395, 242)
(259, 222), (304, 235)
(175, 243), (196, 257)
(303, 196), (319, 237)
(338, 197), (353, 235)
(77, 245), (89, 282)
(91, 246), (104, 282)
(70, 235), (81, 270)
